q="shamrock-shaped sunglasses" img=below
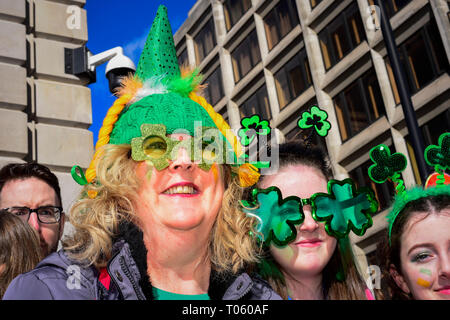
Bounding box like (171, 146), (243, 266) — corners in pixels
(131, 124), (232, 171)
(240, 178), (378, 247)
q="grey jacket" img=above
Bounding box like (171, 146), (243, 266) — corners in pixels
(3, 225), (281, 300)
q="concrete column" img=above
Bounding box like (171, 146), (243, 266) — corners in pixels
(254, 12), (269, 60)
(186, 35), (197, 68)
(263, 68), (280, 120)
(369, 49), (397, 123)
(219, 48), (235, 97)
(211, 0), (227, 45)
(430, 0), (450, 65)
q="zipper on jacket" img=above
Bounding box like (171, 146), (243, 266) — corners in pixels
(236, 280), (253, 300)
(106, 251), (124, 300)
(119, 255), (145, 300)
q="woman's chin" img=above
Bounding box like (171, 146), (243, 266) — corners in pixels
(162, 212), (205, 231)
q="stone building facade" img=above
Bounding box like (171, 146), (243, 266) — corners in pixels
(0, 0), (93, 219)
(173, 0), (450, 274)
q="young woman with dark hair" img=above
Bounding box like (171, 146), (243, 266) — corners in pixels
(252, 139), (375, 300)
(379, 192), (450, 300)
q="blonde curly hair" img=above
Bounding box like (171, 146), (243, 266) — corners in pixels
(63, 144), (259, 274)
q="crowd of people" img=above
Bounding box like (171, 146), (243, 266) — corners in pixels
(0, 5), (448, 301)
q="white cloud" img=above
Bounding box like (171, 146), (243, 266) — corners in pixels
(123, 28), (150, 65)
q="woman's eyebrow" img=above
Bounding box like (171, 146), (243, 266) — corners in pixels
(407, 243), (435, 256)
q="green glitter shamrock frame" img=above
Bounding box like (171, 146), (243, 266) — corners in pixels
(309, 178), (378, 239)
(241, 186), (305, 247)
(241, 179), (378, 246)
(131, 123), (228, 171)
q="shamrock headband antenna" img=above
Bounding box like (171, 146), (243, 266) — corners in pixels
(368, 132), (450, 245)
(297, 105), (332, 146)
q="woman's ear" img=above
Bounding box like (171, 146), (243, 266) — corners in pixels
(389, 264), (410, 294)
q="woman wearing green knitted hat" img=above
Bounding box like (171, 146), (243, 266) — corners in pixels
(3, 5), (280, 300)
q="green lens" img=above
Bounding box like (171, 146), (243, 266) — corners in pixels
(143, 136), (168, 158)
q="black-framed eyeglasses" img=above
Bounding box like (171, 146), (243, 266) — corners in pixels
(2, 206), (63, 224)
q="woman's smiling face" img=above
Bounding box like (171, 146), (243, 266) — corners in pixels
(135, 133), (225, 233)
(395, 210), (450, 300)
(260, 164), (337, 278)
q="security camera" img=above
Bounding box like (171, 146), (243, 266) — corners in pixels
(105, 53), (136, 95)
(65, 46), (136, 94)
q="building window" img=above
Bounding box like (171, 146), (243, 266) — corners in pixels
(386, 16), (450, 100)
(274, 49), (312, 109)
(202, 67), (224, 106)
(264, 0), (299, 51)
(178, 48), (189, 68)
(310, 0), (323, 9)
(368, 0), (412, 18)
(349, 158), (396, 214)
(239, 85), (272, 121)
(194, 18), (216, 64)
(333, 68), (385, 142)
(231, 29), (261, 83)
(406, 109), (450, 185)
(319, 2), (366, 70)
(223, 0), (252, 31)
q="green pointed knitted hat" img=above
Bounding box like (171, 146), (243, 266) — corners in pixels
(109, 5), (216, 145)
(134, 5), (180, 81)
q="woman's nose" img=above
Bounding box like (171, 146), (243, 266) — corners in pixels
(438, 253), (450, 280)
(299, 206), (319, 232)
(168, 146), (194, 172)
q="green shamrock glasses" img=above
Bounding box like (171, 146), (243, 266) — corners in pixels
(131, 124), (230, 171)
(241, 178), (378, 246)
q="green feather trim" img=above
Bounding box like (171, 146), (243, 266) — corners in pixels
(166, 68), (203, 97)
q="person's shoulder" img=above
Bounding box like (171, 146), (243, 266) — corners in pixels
(3, 250), (97, 300)
(2, 268), (57, 300)
(247, 272), (283, 300)
(221, 272), (282, 300)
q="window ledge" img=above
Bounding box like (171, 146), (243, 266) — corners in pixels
(321, 41), (371, 94)
(336, 116), (391, 164)
(349, 208), (388, 246)
(221, 10), (255, 50)
(390, 73), (450, 129)
(263, 25), (302, 72)
(230, 62), (264, 100)
(272, 86), (316, 128)
(213, 96), (228, 113)
(196, 46), (220, 73)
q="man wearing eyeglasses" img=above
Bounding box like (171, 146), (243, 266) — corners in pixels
(0, 162), (65, 257)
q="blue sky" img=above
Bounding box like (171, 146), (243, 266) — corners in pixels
(85, 0), (197, 143)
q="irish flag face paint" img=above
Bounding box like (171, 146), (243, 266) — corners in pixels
(416, 268), (432, 288)
(416, 277), (431, 288)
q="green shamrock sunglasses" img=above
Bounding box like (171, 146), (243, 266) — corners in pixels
(131, 124), (231, 171)
(240, 178), (378, 247)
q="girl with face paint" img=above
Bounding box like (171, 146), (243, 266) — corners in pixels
(381, 193), (450, 300)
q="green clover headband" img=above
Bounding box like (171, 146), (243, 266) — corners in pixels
(368, 132), (450, 245)
(240, 178), (378, 247)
